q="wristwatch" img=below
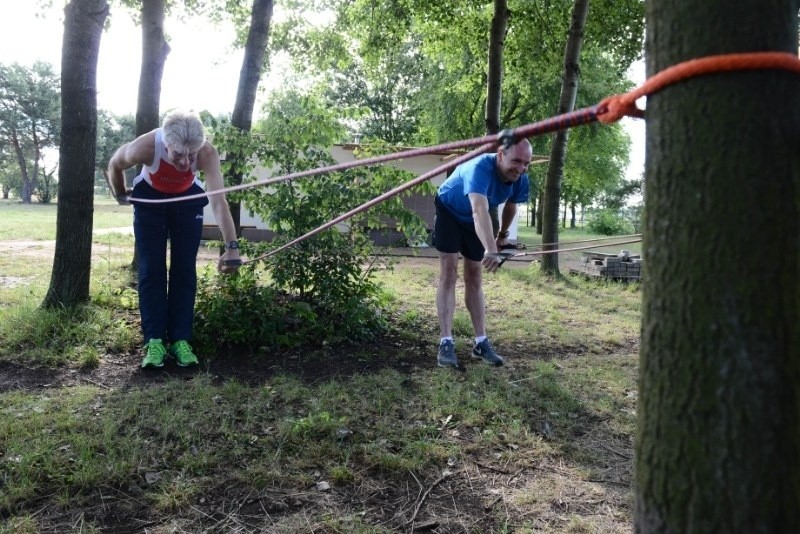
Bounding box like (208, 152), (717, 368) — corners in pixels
(498, 230), (510, 239)
(226, 240), (239, 250)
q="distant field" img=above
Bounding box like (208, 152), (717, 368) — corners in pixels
(0, 198), (133, 241)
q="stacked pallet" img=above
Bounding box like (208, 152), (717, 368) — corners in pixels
(571, 250), (643, 281)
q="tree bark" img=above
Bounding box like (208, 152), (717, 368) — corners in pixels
(228, 0), (274, 237)
(535, 185), (543, 234)
(42, 0), (109, 309)
(540, 0), (589, 274)
(570, 201), (576, 228)
(10, 132), (33, 203)
(485, 0), (508, 135)
(636, 1), (800, 531)
(136, 0), (169, 138)
(130, 0), (170, 273)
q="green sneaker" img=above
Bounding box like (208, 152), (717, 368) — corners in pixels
(170, 340), (199, 367)
(141, 338), (167, 369)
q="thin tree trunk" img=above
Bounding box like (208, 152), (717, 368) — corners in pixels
(636, 1), (800, 531)
(10, 131), (33, 203)
(42, 0), (109, 309)
(540, 0), (589, 275)
(535, 185), (543, 234)
(136, 0), (169, 138)
(130, 0), (170, 274)
(485, 0), (508, 135)
(228, 0), (273, 237)
(483, 0), (509, 236)
(570, 201), (576, 228)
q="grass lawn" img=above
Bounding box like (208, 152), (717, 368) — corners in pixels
(0, 198), (640, 532)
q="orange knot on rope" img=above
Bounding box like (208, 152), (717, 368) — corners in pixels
(595, 51), (800, 124)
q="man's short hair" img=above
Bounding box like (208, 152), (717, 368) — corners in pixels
(162, 109), (205, 153)
(500, 137), (531, 154)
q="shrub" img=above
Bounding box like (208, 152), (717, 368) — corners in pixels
(201, 91), (423, 351)
(586, 208), (634, 235)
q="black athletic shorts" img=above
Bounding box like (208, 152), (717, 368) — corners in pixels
(432, 195), (485, 261)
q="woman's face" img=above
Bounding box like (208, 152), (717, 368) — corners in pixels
(166, 145), (198, 171)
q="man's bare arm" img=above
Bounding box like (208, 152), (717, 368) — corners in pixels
(469, 193), (498, 255)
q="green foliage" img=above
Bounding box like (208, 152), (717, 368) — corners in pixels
(622, 202), (643, 233)
(0, 61), (61, 202)
(267, 0), (645, 216)
(95, 111), (136, 193)
(203, 90), (429, 348)
(194, 263), (319, 351)
(320, 40), (426, 144)
(586, 208), (634, 236)
(34, 168), (56, 204)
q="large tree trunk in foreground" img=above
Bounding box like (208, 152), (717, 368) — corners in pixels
(228, 0), (274, 237)
(43, 0), (109, 309)
(540, 0), (589, 274)
(636, 1), (800, 531)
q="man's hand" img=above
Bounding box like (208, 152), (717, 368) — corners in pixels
(483, 251), (515, 272)
(482, 252), (504, 273)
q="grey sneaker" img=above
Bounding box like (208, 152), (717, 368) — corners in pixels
(472, 339), (504, 366)
(437, 339), (459, 368)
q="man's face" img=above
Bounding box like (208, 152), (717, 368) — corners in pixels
(497, 143), (532, 183)
(166, 146), (198, 172)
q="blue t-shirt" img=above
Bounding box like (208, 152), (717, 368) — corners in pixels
(437, 153), (530, 223)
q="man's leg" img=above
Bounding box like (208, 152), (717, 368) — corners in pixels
(436, 252), (461, 368)
(463, 258), (486, 338)
(463, 258), (503, 366)
(437, 252), (460, 339)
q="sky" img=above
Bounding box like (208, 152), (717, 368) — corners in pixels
(0, 1), (247, 116)
(0, 1), (645, 182)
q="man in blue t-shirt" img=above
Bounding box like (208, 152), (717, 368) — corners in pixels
(433, 138), (532, 369)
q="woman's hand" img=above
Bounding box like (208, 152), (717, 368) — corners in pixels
(218, 250), (242, 273)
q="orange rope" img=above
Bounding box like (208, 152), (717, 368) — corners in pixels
(596, 51), (800, 124)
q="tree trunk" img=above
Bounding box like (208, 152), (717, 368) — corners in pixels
(540, 0), (589, 275)
(228, 0), (274, 237)
(483, 0), (509, 237)
(42, 0), (109, 309)
(10, 131), (33, 203)
(636, 1), (800, 531)
(484, 0), (508, 135)
(136, 0), (169, 138)
(570, 201), (576, 228)
(131, 0), (170, 274)
(535, 185), (543, 234)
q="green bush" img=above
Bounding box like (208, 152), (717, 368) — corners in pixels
(194, 264), (319, 352)
(586, 208), (634, 235)
(201, 91), (422, 351)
